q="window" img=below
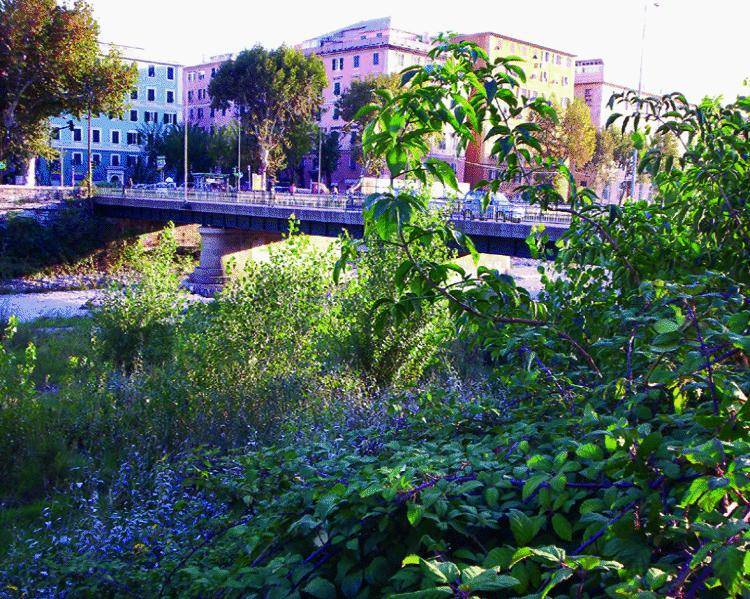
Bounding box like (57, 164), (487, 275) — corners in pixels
(92, 129), (100, 143)
(221, 108), (226, 116)
(51, 128), (60, 140)
(92, 153), (101, 166)
(111, 131), (120, 144)
(148, 65), (155, 77)
(544, 51), (549, 62)
(73, 127), (82, 142)
(131, 89), (138, 100)
(166, 90), (174, 103)
(562, 76), (569, 85)
(147, 88), (155, 101)
(333, 82), (341, 96)
(167, 66), (174, 80)
(332, 58), (337, 71)
(397, 53), (405, 66)
(163, 112), (170, 124)
(188, 90), (193, 101)
(338, 57), (344, 70)
(353, 55), (360, 68)
(189, 109), (194, 119)
(333, 108), (340, 120)
(197, 108), (204, 119)
(110, 154), (120, 166)
(130, 109), (138, 121)
(198, 70), (205, 80)
(72, 152), (82, 166)
(127, 131), (139, 145)
(144, 111), (151, 122)
(127, 155), (137, 167)
(373, 52), (379, 65)
(349, 153), (357, 169)
(210, 107), (215, 117)
(211, 67), (216, 77)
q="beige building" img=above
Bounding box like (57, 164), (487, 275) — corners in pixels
(453, 32), (576, 186)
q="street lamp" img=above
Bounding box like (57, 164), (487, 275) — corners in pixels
(630, 1), (660, 199)
(183, 107), (188, 202)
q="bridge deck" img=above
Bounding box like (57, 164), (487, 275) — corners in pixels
(92, 190), (570, 257)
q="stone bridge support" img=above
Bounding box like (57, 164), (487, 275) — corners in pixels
(184, 227), (281, 296)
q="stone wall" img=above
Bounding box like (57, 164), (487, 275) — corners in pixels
(0, 185), (80, 215)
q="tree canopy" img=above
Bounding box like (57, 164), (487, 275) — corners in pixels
(533, 97), (596, 170)
(0, 0), (136, 171)
(336, 73), (402, 177)
(209, 45), (327, 187)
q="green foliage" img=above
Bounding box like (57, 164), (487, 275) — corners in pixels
(335, 73), (403, 176)
(1, 37), (749, 599)
(0, 203), (143, 278)
(0, 0), (136, 166)
(209, 45), (327, 183)
(92, 223), (188, 370)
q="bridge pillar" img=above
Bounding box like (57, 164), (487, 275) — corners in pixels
(184, 227), (253, 296)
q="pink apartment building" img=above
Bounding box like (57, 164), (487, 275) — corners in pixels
(298, 17), (465, 188)
(183, 54), (237, 132)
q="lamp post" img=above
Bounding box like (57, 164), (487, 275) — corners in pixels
(630, 1), (659, 199)
(183, 109), (188, 202)
(317, 127), (323, 191)
(237, 115), (242, 191)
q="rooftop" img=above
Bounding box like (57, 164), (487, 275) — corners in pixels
(456, 31), (576, 58)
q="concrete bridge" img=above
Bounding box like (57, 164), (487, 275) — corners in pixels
(92, 188), (570, 295)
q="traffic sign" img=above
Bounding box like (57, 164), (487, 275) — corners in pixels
(156, 155), (166, 170)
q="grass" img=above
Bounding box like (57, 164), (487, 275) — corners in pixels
(7, 316), (94, 388)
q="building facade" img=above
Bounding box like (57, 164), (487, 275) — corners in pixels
(298, 17), (465, 189)
(43, 51), (182, 186)
(453, 32), (576, 186)
(184, 55), (237, 132)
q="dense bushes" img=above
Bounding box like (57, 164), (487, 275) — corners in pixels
(0, 220), (455, 502)
(0, 202), (145, 278)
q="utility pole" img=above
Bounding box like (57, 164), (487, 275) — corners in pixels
(630, 1), (657, 199)
(183, 112), (188, 202)
(317, 127), (323, 191)
(237, 119), (241, 190)
(87, 107), (92, 197)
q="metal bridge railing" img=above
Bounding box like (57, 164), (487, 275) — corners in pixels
(94, 188), (571, 225)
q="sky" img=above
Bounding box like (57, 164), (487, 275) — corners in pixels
(91, 0), (748, 102)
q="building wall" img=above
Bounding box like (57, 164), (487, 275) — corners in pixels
(455, 32), (576, 186)
(299, 17), (465, 188)
(183, 56), (237, 131)
(45, 56), (182, 186)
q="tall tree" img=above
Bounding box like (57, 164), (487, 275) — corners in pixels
(559, 97), (597, 169)
(209, 46), (326, 188)
(319, 129), (341, 186)
(0, 0), (136, 181)
(532, 97), (596, 169)
(336, 73), (401, 177)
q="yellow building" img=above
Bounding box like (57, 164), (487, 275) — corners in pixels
(453, 32), (576, 185)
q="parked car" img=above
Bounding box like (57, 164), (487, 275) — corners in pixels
(461, 191), (523, 219)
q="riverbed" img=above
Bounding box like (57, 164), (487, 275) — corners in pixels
(0, 258), (549, 323)
(0, 289), (103, 322)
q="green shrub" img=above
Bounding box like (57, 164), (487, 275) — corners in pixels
(92, 222), (188, 370)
